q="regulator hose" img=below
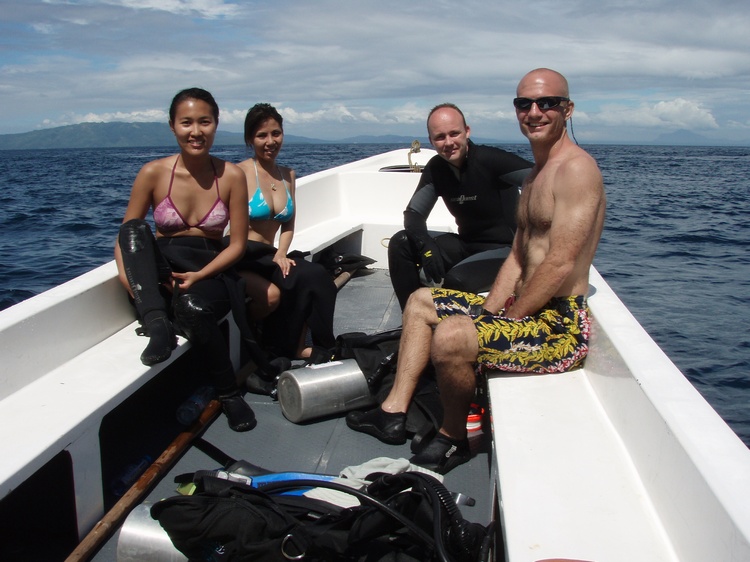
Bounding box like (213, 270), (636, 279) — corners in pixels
(259, 472), (490, 561)
(367, 471), (490, 561)
(256, 478), (440, 559)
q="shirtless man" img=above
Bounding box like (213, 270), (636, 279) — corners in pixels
(347, 68), (606, 474)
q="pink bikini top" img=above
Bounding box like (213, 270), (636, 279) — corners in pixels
(153, 157), (229, 234)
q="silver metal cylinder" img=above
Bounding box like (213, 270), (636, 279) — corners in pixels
(277, 359), (376, 423)
(117, 502), (187, 562)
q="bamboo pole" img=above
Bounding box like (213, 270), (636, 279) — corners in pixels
(65, 399), (222, 562)
(334, 269), (355, 290)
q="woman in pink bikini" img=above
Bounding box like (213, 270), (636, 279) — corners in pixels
(114, 87), (256, 432)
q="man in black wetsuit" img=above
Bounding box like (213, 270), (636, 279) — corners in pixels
(388, 103), (532, 310)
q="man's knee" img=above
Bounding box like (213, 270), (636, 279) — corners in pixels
(404, 287), (438, 318)
(172, 293), (217, 345)
(431, 316), (477, 364)
(388, 230), (416, 262)
(388, 229), (409, 250)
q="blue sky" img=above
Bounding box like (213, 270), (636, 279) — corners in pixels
(2, 0), (749, 144)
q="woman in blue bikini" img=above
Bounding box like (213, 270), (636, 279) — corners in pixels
(236, 103), (336, 363)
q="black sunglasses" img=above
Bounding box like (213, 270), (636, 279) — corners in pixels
(513, 96), (570, 111)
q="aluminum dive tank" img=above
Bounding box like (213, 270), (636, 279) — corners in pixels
(117, 502), (186, 561)
(277, 359), (377, 423)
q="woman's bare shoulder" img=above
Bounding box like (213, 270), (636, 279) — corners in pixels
(279, 164), (296, 182)
(136, 155), (176, 181)
(212, 157), (248, 184)
(235, 157), (255, 174)
(226, 159), (247, 177)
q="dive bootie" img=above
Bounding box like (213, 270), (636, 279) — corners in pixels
(221, 392), (257, 432)
(346, 407), (407, 445)
(140, 312), (177, 366)
(409, 432), (471, 474)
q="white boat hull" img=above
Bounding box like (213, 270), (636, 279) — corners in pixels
(1, 148), (748, 560)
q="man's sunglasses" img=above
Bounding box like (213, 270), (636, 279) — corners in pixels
(513, 96), (570, 111)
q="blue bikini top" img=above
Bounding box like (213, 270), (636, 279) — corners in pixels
(248, 160), (294, 223)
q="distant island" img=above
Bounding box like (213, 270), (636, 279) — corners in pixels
(0, 122), (436, 151)
(651, 129), (714, 146)
(0, 122), (745, 150)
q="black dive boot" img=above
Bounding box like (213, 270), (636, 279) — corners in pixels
(140, 310), (176, 366)
(220, 391), (257, 432)
(171, 292), (258, 433)
(119, 219), (176, 366)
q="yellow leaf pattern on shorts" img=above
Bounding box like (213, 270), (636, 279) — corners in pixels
(431, 288), (590, 374)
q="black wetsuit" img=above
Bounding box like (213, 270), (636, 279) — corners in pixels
(388, 141), (532, 310)
(234, 241), (337, 359)
(118, 220), (241, 393)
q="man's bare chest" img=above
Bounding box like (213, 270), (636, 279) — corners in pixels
(518, 182), (554, 233)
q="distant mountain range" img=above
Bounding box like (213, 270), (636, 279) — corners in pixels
(0, 122), (435, 150)
(0, 122), (745, 150)
(651, 129), (714, 146)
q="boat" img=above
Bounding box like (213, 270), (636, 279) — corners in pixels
(1, 145), (749, 561)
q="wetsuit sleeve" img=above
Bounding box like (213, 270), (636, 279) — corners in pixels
(404, 182), (437, 231)
(403, 208), (428, 233)
(403, 165), (439, 234)
(402, 168), (445, 282)
(489, 147), (533, 186)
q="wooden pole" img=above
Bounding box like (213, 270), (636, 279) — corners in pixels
(334, 269), (355, 290)
(65, 399), (222, 562)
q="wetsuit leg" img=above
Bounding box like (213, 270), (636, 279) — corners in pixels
(118, 219), (176, 366)
(260, 258), (337, 358)
(387, 230), (423, 311)
(388, 231), (469, 311)
(172, 285), (256, 432)
(279, 260), (336, 350)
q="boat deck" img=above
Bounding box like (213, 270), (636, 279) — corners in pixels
(94, 268), (494, 561)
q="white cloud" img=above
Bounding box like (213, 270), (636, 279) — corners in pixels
(726, 119), (750, 130)
(594, 98), (718, 130)
(30, 23), (56, 34)
(44, 0), (242, 19)
(3, 0), (750, 143)
(41, 108), (167, 128)
(219, 109), (247, 128)
(281, 105), (357, 125)
(652, 98), (719, 129)
(218, 103), (427, 133)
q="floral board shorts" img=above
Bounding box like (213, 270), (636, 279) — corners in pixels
(430, 288), (591, 374)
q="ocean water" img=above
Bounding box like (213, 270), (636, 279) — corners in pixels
(0, 143), (748, 446)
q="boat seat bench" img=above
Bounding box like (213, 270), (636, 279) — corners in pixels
(291, 218), (364, 259)
(0, 316), (242, 533)
(486, 368), (675, 561)
(0, 272), (242, 537)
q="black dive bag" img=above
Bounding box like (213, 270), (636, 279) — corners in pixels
(151, 471), (494, 561)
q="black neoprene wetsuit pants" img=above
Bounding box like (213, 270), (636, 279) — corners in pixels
(118, 219), (237, 393)
(235, 244), (337, 358)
